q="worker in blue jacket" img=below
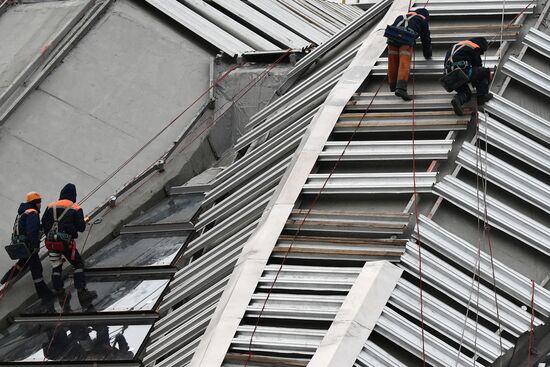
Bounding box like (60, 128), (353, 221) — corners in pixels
(1, 192), (52, 300)
(386, 8), (432, 100)
(444, 37), (494, 115)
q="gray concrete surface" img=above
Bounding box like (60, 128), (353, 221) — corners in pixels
(0, 0), (91, 96)
(0, 0), (212, 274)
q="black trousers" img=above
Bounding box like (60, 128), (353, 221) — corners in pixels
(1, 249), (43, 284)
(50, 248), (86, 290)
(455, 66), (490, 104)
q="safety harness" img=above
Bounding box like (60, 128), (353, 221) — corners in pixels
(384, 12), (426, 46)
(440, 41), (479, 92)
(45, 203), (76, 259)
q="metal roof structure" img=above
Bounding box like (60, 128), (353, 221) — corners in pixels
(0, 0), (549, 366)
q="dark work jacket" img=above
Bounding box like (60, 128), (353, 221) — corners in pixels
(14, 203), (41, 250)
(444, 40), (485, 68)
(42, 200), (85, 239)
(390, 12), (432, 58)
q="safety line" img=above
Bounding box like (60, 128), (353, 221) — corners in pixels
(410, 47), (427, 366)
(0, 249), (37, 300)
(243, 76), (389, 367)
(527, 279), (535, 367)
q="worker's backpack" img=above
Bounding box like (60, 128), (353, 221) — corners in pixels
(439, 43), (473, 92)
(384, 13), (422, 46)
(5, 213), (31, 260)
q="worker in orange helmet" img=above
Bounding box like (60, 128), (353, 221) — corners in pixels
(42, 183), (97, 308)
(1, 192), (52, 300)
(385, 8), (432, 100)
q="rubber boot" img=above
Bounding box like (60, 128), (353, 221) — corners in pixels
(451, 95), (464, 116)
(477, 93), (493, 106)
(77, 288), (97, 308)
(395, 80), (412, 101)
(389, 82), (396, 92)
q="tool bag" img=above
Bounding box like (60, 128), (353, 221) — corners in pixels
(439, 68), (469, 92)
(4, 214), (31, 260)
(45, 204), (73, 252)
(439, 43), (472, 92)
(384, 13), (420, 46)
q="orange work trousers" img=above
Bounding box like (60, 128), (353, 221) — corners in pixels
(387, 44), (412, 85)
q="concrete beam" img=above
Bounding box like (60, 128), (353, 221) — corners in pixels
(307, 261), (402, 367)
(188, 0), (410, 365)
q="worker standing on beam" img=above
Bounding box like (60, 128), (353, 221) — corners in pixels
(442, 37), (494, 115)
(42, 183), (97, 308)
(384, 8), (432, 100)
(1, 192), (52, 300)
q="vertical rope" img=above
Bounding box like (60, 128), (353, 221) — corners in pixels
(411, 46), (427, 367)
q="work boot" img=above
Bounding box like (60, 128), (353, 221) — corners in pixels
(395, 80), (412, 101)
(389, 82), (396, 92)
(451, 95), (464, 116)
(35, 281), (53, 302)
(477, 93), (494, 106)
(77, 288), (97, 308)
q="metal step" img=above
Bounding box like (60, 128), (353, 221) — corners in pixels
(430, 24), (520, 43)
(402, 243), (542, 337)
(457, 142), (550, 213)
(415, 0), (535, 16)
(433, 175), (550, 256)
(303, 172), (437, 194)
(335, 111), (469, 133)
(273, 235), (405, 262)
(346, 91), (463, 112)
(502, 56), (550, 97)
(319, 140), (453, 161)
(245, 293), (344, 321)
(285, 209), (409, 236)
(416, 215), (550, 317)
(258, 264), (360, 292)
(523, 28), (550, 59)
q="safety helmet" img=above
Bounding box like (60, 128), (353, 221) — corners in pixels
(26, 191), (42, 203)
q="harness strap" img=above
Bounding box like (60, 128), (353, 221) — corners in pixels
(396, 12), (425, 28)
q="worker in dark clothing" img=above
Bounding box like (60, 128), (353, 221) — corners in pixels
(42, 183), (96, 307)
(386, 8), (432, 100)
(443, 37), (494, 115)
(1, 192), (52, 300)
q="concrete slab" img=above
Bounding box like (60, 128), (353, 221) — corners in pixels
(0, 0), (91, 90)
(0, 0), (212, 273)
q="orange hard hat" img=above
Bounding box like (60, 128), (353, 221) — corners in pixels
(26, 191), (42, 203)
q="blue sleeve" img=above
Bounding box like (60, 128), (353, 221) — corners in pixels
(26, 213), (41, 250)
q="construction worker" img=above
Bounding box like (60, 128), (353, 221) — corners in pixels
(1, 192), (52, 300)
(42, 183), (96, 307)
(443, 37), (494, 115)
(385, 8), (432, 100)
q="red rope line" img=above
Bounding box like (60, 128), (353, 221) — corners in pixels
(0, 250), (37, 300)
(527, 279), (535, 366)
(411, 47), (427, 366)
(243, 75), (388, 367)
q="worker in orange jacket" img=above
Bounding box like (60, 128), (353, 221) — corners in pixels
(386, 8), (432, 100)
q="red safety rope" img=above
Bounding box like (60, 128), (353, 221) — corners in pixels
(243, 74), (388, 367)
(411, 47), (427, 366)
(0, 250), (37, 300)
(527, 279), (535, 367)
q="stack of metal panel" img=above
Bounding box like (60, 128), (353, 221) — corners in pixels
(144, 0), (365, 57)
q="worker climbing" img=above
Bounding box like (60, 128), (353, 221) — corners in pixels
(384, 7), (432, 100)
(42, 183), (97, 308)
(1, 192), (52, 300)
(441, 37), (494, 116)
